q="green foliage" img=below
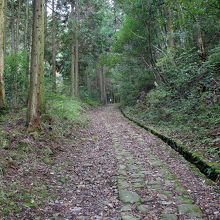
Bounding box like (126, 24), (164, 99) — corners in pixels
(4, 51), (29, 106)
(47, 93), (83, 121)
(99, 53), (122, 68)
(0, 130), (9, 150)
(126, 45), (220, 163)
(81, 94), (101, 107)
(113, 16), (136, 52)
(0, 185), (49, 216)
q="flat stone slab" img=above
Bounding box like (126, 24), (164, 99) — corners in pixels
(176, 184), (188, 194)
(122, 215), (140, 220)
(121, 205), (132, 212)
(118, 169), (127, 176)
(119, 190), (141, 204)
(160, 214), (177, 220)
(177, 204), (203, 217)
(162, 191), (173, 197)
(119, 165), (127, 170)
(133, 182), (145, 189)
(176, 195), (193, 204)
(148, 160), (163, 166)
(160, 200), (173, 205)
(147, 180), (161, 185)
(118, 179), (130, 189)
(150, 184), (162, 191)
(137, 204), (150, 214)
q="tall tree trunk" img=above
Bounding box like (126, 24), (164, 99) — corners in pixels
(70, 43), (75, 96)
(74, 0), (79, 97)
(27, 0), (45, 131)
(166, 7), (175, 49)
(3, 0), (7, 54)
(196, 20), (206, 61)
(86, 70), (91, 96)
(0, 0), (6, 109)
(177, 3), (186, 49)
(39, 0), (45, 114)
(24, 0), (32, 106)
(52, 0), (57, 91)
(70, 1), (75, 97)
(15, 0), (21, 52)
(11, 0), (21, 108)
(44, 0), (48, 61)
(24, 0), (30, 86)
(24, 0), (29, 51)
(11, 19), (15, 53)
(100, 66), (107, 105)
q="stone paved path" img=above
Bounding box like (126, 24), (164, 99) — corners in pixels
(89, 105), (219, 220)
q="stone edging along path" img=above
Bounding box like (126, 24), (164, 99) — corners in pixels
(120, 108), (220, 182)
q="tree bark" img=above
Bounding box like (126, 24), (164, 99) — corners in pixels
(39, 0), (45, 114)
(166, 7), (175, 49)
(74, 0), (79, 97)
(15, 0), (21, 52)
(100, 66), (107, 105)
(70, 1), (75, 97)
(25, 0), (30, 83)
(196, 21), (206, 61)
(27, 0), (45, 131)
(52, 0), (57, 91)
(11, 0), (21, 108)
(0, 0), (6, 109)
(3, 0), (7, 54)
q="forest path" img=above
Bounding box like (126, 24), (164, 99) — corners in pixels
(86, 105), (219, 220)
(47, 105), (219, 220)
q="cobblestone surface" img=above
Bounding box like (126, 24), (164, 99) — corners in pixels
(44, 105), (219, 219)
(98, 105), (219, 220)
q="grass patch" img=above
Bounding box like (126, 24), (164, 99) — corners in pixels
(47, 93), (84, 121)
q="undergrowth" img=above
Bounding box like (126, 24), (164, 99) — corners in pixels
(47, 93), (84, 121)
(123, 45), (220, 167)
(0, 94), (86, 219)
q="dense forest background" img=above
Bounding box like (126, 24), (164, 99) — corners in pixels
(0, 0), (220, 217)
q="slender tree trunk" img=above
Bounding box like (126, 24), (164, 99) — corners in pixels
(24, 0), (29, 50)
(0, 0), (6, 109)
(24, 0), (32, 106)
(166, 7), (175, 49)
(3, 0), (7, 54)
(52, 0), (57, 91)
(11, 21), (17, 107)
(25, 0), (30, 82)
(45, 0), (48, 39)
(27, 0), (45, 131)
(177, 3), (186, 49)
(100, 66), (107, 105)
(196, 20), (206, 61)
(39, 0), (45, 114)
(70, 2), (75, 97)
(11, 17), (15, 53)
(71, 44), (75, 97)
(99, 67), (103, 103)
(15, 0), (21, 52)
(11, 0), (21, 108)
(86, 71), (91, 96)
(74, 0), (79, 97)
(44, 0), (48, 62)
(158, 7), (168, 49)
